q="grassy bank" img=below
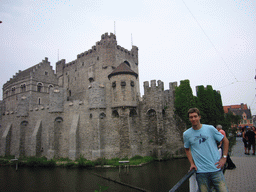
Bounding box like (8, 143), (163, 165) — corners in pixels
(0, 155), (157, 168)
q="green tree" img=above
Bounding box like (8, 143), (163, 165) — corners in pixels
(213, 90), (226, 126)
(225, 112), (241, 127)
(174, 79), (196, 127)
(196, 85), (220, 126)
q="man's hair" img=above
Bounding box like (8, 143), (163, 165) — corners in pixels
(216, 125), (222, 129)
(188, 108), (200, 117)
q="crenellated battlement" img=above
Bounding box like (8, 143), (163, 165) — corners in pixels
(169, 82), (177, 93)
(101, 32), (116, 40)
(56, 59), (66, 66)
(77, 45), (97, 59)
(143, 80), (164, 93)
(65, 33), (138, 65)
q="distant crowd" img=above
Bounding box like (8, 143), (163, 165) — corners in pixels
(241, 126), (256, 155)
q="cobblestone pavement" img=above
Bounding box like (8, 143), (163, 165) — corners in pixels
(225, 137), (256, 192)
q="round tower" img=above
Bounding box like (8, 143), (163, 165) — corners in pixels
(108, 62), (138, 108)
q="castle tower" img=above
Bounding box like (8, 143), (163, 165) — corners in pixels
(108, 62), (138, 108)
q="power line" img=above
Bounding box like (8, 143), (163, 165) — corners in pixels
(216, 81), (254, 90)
(181, 0), (239, 82)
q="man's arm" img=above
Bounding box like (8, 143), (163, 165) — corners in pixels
(185, 148), (197, 171)
(215, 136), (229, 169)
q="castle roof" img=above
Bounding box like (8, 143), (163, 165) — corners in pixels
(108, 62), (138, 79)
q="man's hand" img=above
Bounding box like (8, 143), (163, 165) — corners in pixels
(190, 164), (197, 171)
(215, 157), (226, 169)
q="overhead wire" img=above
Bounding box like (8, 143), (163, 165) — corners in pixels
(181, 0), (239, 83)
(181, 0), (256, 110)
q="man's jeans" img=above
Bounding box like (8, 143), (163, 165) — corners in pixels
(196, 170), (229, 192)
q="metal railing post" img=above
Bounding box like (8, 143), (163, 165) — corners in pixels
(169, 169), (196, 192)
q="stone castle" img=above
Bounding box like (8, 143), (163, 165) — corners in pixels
(0, 32), (184, 160)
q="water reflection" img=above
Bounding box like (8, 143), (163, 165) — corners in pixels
(0, 158), (189, 192)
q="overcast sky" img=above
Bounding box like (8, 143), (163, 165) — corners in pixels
(1, 0), (255, 115)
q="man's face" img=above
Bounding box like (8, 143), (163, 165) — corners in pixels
(189, 112), (201, 126)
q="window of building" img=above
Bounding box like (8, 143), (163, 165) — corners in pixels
(112, 110), (119, 118)
(147, 109), (156, 117)
(12, 87), (16, 94)
(38, 98), (41, 105)
(37, 83), (43, 92)
(121, 81), (126, 87)
(48, 85), (53, 93)
(130, 81), (135, 87)
(45, 71), (48, 76)
(55, 117), (63, 123)
(21, 84), (26, 92)
(124, 61), (131, 68)
(129, 109), (137, 117)
(89, 77), (94, 83)
(99, 112), (106, 119)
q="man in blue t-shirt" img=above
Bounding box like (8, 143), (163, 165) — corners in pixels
(183, 108), (229, 192)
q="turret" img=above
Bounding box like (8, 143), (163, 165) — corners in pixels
(108, 62), (138, 108)
(56, 59), (66, 86)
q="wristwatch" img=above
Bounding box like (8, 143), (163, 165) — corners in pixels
(223, 155), (227, 158)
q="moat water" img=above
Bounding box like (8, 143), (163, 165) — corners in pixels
(0, 158), (190, 192)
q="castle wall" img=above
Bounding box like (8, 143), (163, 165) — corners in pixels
(0, 33), (185, 160)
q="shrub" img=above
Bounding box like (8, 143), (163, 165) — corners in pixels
(94, 158), (107, 166)
(130, 155), (143, 160)
(26, 157), (56, 167)
(65, 161), (76, 168)
(58, 157), (71, 162)
(0, 159), (10, 165)
(84, 161), (95, 167)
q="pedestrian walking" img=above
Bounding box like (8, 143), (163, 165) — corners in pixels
(245, 127), (255, 155)
(242, 127), (248, 155)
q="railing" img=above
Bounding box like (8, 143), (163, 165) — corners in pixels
(10, 157), (19, 171)
(169, 169), (196, 192)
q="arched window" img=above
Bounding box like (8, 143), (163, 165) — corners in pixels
(55, 117), (63, 123)
(48, 85), (53, 93)
(37, 83), (43, 92)
(147, 109), (156, 117)
(112, 110), (119, 118)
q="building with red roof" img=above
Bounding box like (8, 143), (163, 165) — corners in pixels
(223, 103), (253, 128)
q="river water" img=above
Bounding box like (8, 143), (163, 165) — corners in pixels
(0, 158), (190, 192)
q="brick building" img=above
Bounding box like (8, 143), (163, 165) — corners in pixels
(223, 103), (253, 128)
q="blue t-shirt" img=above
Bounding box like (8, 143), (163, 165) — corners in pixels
(183, 124), (224, 173)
